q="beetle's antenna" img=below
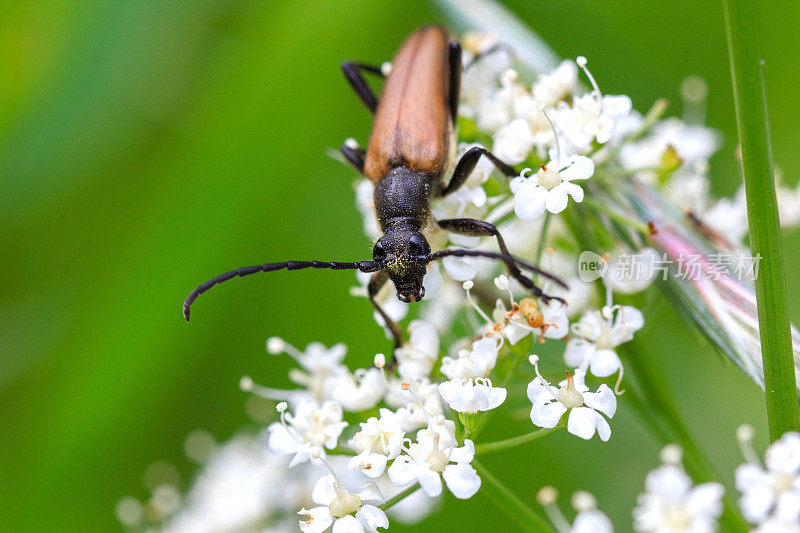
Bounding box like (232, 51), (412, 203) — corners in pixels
(428, 248), (568, 299)
(183, 259), (382, 321)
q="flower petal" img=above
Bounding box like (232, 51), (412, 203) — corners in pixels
(766, 433), (800, 474)
(450, 439), (476, 464)
(299, 506), (333, 533)
(443, 463), (482, 499)
(587, 349), (622, 378)
(442, 256), (477, 281)
(686, 482), (724, 518)
(545, 185), (569, 214)
(583, 384), (617, 418)
(311, 475), (338, 506)
(418, 469), (443, 497)
(530, 401), (567, 429)
(387, 456), (420, 487)
(356, 505), (389, 532)
(567, 407), (599, 440)
(514, 183), (548, 221)
(333, 514), (365, 533)
(559, 155), (595, 181)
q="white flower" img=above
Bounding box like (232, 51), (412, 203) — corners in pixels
(735, 432), (800, 525)
(572, 509), (614, 533)
(565, 306), (644, 378)
(348, 409), (405, 479)
(777, 180), (800, 228)
(394, 320), (440, 380)
(267, 401), (348, 467)
(355, 179), (381, 240)
(527, 368), (616, 441)
(633, 462), (724, 532)
(299, 475), (387, 533)
(439, 336), (506, 413)
(533, 60), (578, 105)
(327, 367), (387, 412)
(384, 378), (444, 432)
(160, 435), (289, 533)
(555, 93), (632, 152)
(257, 338), (348, 405)
(493, 118), (536, 164)
(388, 429), (481, 500)
(510, 155), (594, 220)
(492, 295), (569, 345)
(619, 118), (720, 171)
(702, 189), (749, 245)
(753, 517), (800, 533)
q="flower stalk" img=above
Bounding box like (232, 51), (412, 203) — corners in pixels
(475, 423), (564, 455)
(723, 0), (799, 440)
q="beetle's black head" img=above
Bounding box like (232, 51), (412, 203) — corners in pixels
(373, 228), (431, 303)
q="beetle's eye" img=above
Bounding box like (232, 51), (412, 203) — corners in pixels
(408, 234), (430, 258)
(373, 241), (386, 261)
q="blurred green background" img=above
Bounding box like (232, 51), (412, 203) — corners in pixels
(2, 1), (799, 531)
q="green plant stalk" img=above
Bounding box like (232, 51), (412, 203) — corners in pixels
(723, 0), (799, 440)
(473, 460), (555, 532)
(475, 423), (564, 455)
(379, 483), (420, 511)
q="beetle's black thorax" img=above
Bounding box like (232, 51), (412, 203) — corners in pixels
(373, 166), (436, 233)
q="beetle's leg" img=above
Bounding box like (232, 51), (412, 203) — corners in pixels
(437, 217), (545, 298)
(340, 143), (365, 174)
(448, 41), (462, 122)
(464, 42), (514, 71)
(441, 146), (517, 197)
(368, 270), (404, 368)
(341, 61), (384, 114)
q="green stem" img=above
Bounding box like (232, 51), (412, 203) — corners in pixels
(724, 0), (798, 440)
(473, 460), (555, 532)
(533, 212), (552, 284)
(475, 424), (563, 455)
(379, 483), (420, 511)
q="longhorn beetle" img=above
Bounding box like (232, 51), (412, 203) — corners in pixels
(183, 25), (566, 354)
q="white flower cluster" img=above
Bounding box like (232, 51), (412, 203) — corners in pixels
(736, 426), (800, 531)
(119, 21), (800, 532)
(633, 445), (724, 533)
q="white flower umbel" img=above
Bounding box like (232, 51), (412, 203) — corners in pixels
(267, 401), (348, 467)
(388, 426), (481, 499)
(327, 367), (387, 412)
(241, 338), (348, 405)
(439, 336), (507, 413)
(632, 445), (724, 533)
(564, 305), (644, 381)
(384, 378), (444, 433)
(509, 105), (594, 220)
(527, 362), (616, 441)
(554, 57), (632, 152)
(394, 320), (440, 380)
(348, 409), (406, 479)
(299, 458), (388, 533)
(532, 60), (579, 106)
(735, 429), (800, 525)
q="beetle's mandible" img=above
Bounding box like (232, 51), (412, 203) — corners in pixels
(183, 25), (567, 356)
